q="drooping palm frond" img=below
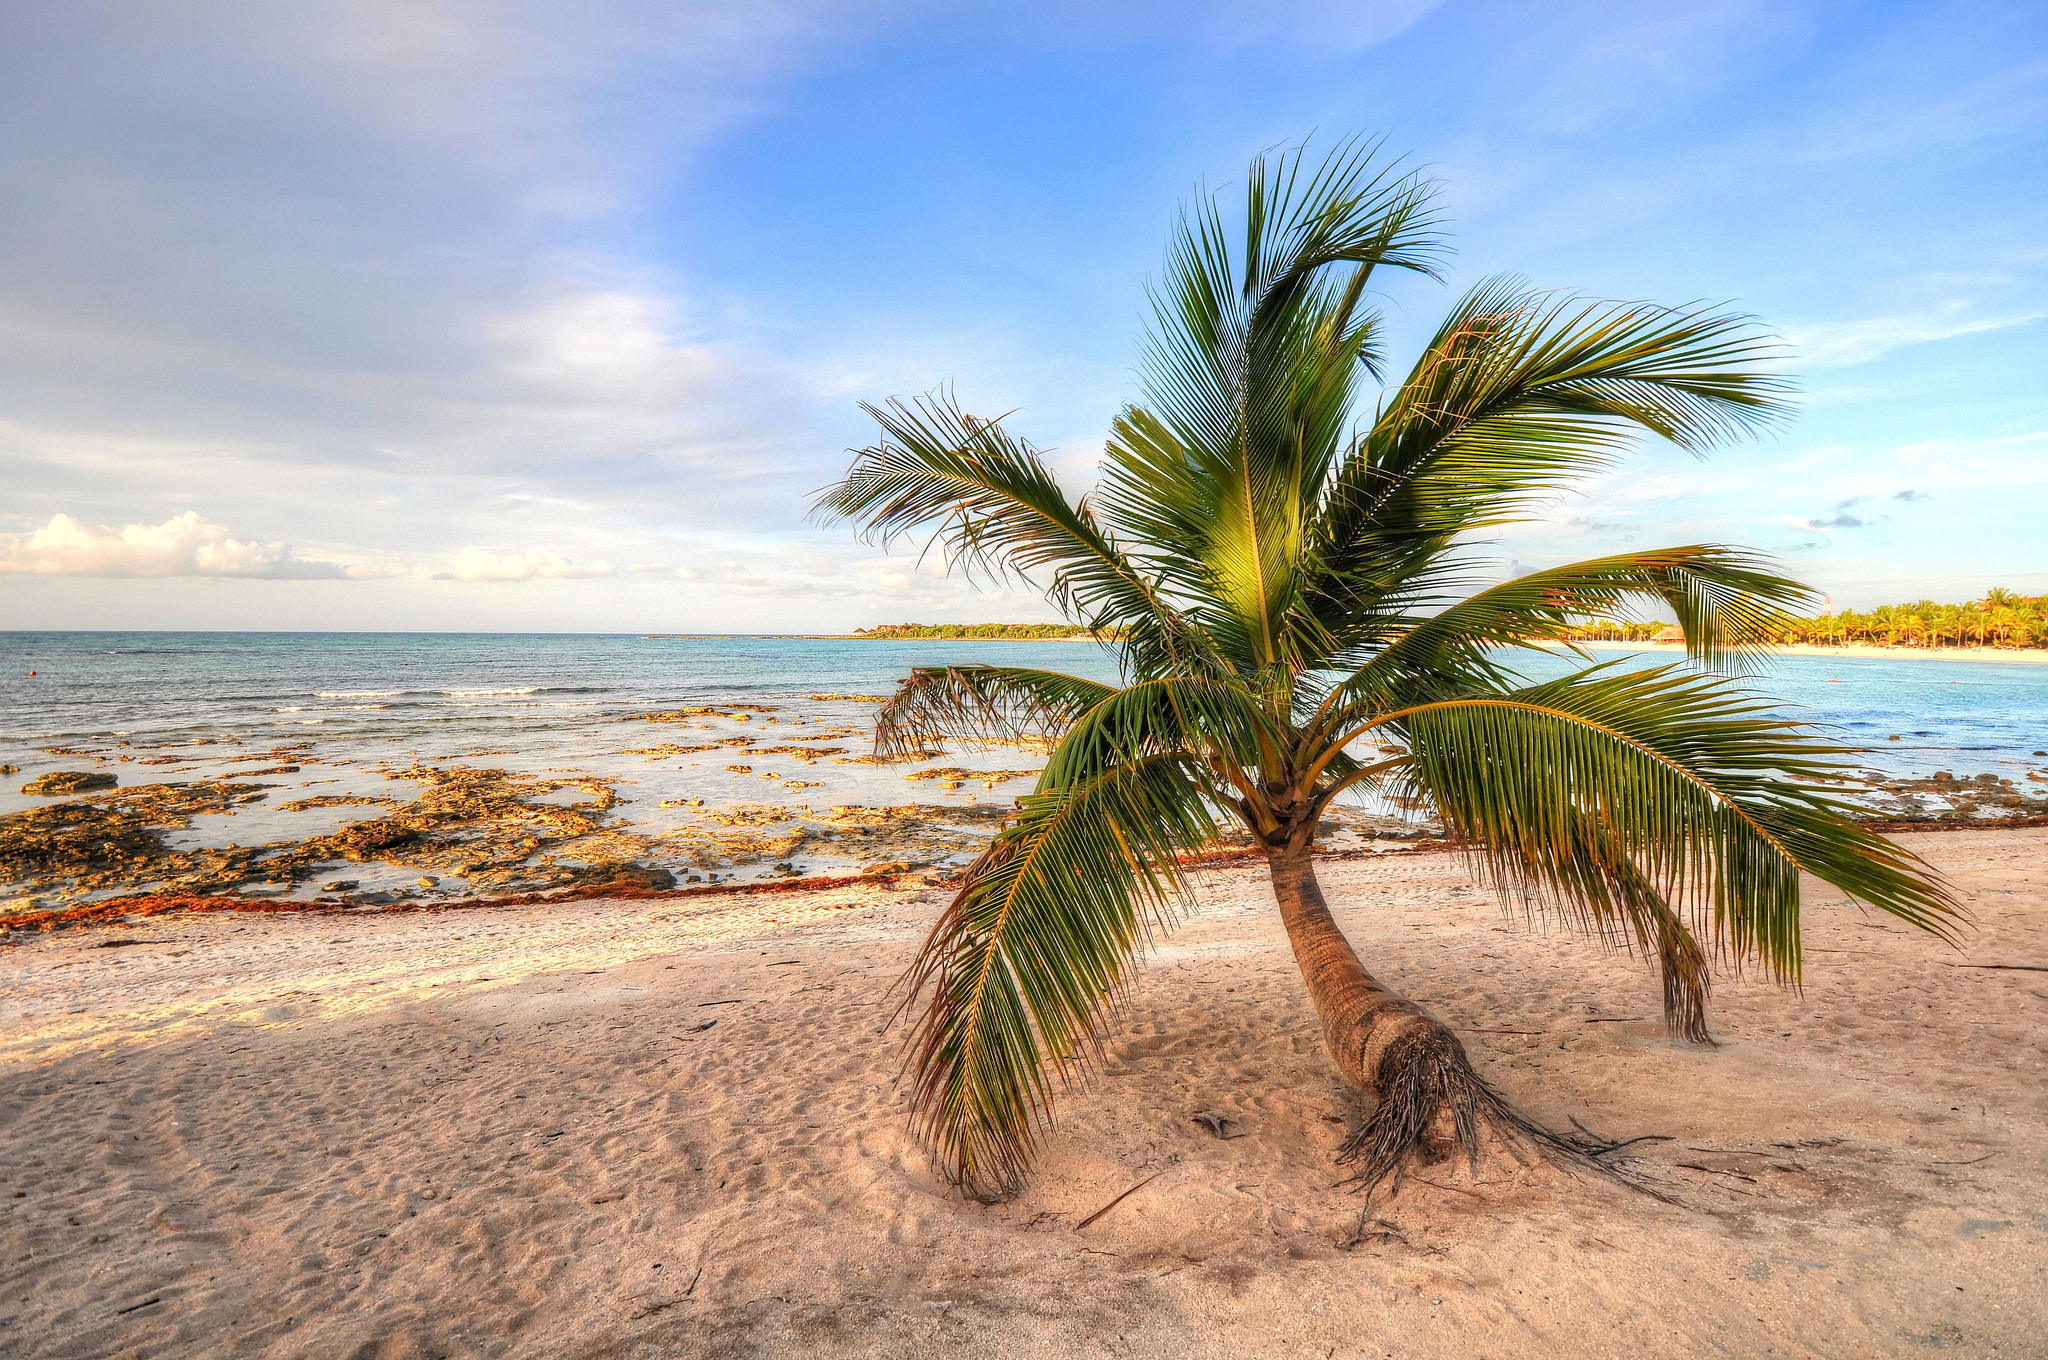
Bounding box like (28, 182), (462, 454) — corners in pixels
(1376, 547), (1810, 668)
(1544, 813), (1717, 1043)
(1384, 666), (1959, 979)
(873, 666), (1117, 759)
(1304, 546), (1817, 735)
(897, 753), (1219, 1197)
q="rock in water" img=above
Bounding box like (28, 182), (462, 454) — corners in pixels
(20, 771), (117, 796)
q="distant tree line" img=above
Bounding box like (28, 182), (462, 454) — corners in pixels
(1558, 589), (2048, 650)
(1557, 619), (1670, 643)
(851, 622), (1115, 640)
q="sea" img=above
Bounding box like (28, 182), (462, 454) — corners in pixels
(2, 631), (2044, 856)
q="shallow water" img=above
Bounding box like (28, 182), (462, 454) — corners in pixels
(3, 632), (2045, 805)
(1512, 644), (2048, 782)
(0, 633), (1121, 826)
(0, 633), (2043, 903)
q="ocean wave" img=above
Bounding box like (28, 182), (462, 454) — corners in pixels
(440, 687), (539, 697)
(436, 701), (556, 710)
(315, 690), (405, 698)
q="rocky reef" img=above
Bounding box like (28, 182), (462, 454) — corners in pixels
(18, 770), (119, 796)
(0, 759), (1013, 919)
(1860, 769), (2048, 823)
(7, 729), (2043, 925)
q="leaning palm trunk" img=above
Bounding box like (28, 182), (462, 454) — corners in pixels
(1267, 842), (1514, 1180)
(816, 138), (1957, 1201)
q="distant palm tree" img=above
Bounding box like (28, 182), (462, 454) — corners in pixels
(814, 141), (1956, 1200)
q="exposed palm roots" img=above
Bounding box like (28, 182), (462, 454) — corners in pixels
(1335, 1022), (1592, 1195)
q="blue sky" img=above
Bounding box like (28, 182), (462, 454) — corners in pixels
(0, 0), (2042, 631)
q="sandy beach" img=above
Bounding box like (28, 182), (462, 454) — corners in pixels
(1, 828), (2042, 1358)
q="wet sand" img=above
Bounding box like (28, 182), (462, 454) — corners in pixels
(2, 829), (2043, 1358)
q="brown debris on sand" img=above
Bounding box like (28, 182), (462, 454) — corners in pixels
(623, 738), (757, 755)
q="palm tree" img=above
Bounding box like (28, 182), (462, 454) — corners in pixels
(813, 141), (1957, 1201)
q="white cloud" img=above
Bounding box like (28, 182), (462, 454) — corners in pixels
(0, 511), (401, 579)
(1787, 309), (2043, 369)
(0, 0), (874, 597)
(1894, 428), (2048, 463)
(447, 546), (614, 582)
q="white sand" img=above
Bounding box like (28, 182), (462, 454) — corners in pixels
(2, 830), (2043, 1358)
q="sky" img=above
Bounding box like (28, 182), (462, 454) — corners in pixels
(0, 0), (2042, 633)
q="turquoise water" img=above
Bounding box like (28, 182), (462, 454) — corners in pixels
(2, 632), (2044, 827)
(0, 635), (1126, 843)
(1513, 645), (2048, 782)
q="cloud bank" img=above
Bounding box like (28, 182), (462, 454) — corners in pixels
(0, 512), (404, 579)
(0, 1), (2041, 628)
(447, 546), (614, 581)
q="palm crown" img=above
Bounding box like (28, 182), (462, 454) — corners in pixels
(815, 140), (1955, 1200)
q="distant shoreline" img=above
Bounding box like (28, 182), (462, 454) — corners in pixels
(641, 633), (1109, 642)
(642, 634), (2048, 659)
(1560, 641), (2048, 666)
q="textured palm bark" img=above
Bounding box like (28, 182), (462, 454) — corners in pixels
(1266, 842), (1438, 1097)
(1266, 840), (1558, 1188)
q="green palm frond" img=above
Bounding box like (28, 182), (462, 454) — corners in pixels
(1544, 813), (1717, 1043)
(897, 753), (1219, 1197)
(1405, 547), (1811, 664)
(1308, 546), (1816, 730)
(1041, 675), (1273, 785)
(874, 666), (1117, 759)
(1306, 282), (1794, 633)
(1385, 667), (1959, 979)
(1104, 141), (1443, 672)
(810, 391), (1222, 674)
(1137, 138), (1442, 473)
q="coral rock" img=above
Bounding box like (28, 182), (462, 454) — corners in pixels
(20, 771), (117, 796)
